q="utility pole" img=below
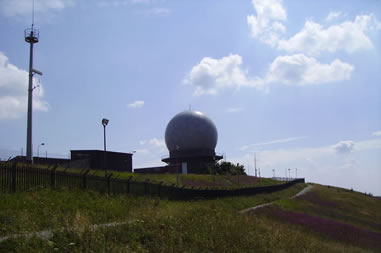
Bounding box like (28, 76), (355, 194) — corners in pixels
(254, 153), (257, 177)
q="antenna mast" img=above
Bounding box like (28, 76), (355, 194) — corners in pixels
(25, 0), (42, 163)
(32, 0), (35, 27)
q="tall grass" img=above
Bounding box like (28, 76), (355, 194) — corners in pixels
(2, 183), (378, 252)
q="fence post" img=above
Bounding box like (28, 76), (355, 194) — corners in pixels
(158, 181), (163, 198)
(11, 163), (17, 192)
(50, 166), (57, 188)
(107, 174), (113, 194)
(82, 169), (90, 189)
(126, 176), (132, 193)
(145, 179), (150, 195)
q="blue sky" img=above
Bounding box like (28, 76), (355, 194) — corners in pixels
(0, 0), (380, 194)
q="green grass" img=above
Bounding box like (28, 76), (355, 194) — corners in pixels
(13, 162), (283, 189)
(1, 183), (379, 252)
(273, 184), (381, 233)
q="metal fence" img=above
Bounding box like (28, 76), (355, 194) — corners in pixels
(0, 162), (305, 200)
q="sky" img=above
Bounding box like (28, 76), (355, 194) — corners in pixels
(0, 0), (380, 195)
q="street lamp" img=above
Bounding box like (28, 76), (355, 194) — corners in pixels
(37, 142), (44, 157)
(102, 118), (109, 178)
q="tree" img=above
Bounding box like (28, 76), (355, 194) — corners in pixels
(207, 161), (246, 175)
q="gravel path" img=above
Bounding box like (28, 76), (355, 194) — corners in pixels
(239, 184), (314, 214)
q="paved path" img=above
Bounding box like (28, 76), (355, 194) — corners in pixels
(239, 184), (314, 214)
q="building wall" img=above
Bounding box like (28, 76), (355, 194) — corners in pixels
(70, 150), (133, 172)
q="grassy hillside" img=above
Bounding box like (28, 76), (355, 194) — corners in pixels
(1, 183), (380, 252)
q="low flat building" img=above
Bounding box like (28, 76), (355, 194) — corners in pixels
(70, 150), (133, 172)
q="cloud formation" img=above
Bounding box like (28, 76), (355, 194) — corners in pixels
(266, 54), (354, 85)
(128, 100), (144, 108)
(138, 138), (166, 153)
(278, 15), (381, 55)
(185, 53), (354, 95)
(325, 11), (342, 22)
(247, 0), (287, 46)
(184, 54), (262, 96)
(0, 0), (75, 19)
(239, 136), (306, 151)
(332, 140), (355, 154)
(247, 0), (380, 56)
(0, 52), (48, 119)
(372, 130), (381, 137)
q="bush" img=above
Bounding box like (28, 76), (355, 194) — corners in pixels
(207, 162), (246, 176)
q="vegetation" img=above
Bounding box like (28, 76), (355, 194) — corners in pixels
(1, 182), (380, 252)
(207, 161), (246, 175)
(7, 162), (280, 189)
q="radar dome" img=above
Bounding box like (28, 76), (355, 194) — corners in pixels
(165, 110), (218, 153)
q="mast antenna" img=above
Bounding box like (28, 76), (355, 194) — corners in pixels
(24, 0), (42, 163)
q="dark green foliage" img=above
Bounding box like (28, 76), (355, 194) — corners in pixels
(207, 161), (246, 175)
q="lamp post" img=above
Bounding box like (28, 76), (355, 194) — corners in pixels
(37, 142), (44, 157)
(102, 118), (109, 178)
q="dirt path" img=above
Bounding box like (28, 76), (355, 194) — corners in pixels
(0, 221), (132, 243)
(239, 184), (314, 214)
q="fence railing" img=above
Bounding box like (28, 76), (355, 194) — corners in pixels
(0, 162), (305, 200)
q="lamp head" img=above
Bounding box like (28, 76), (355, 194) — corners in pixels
(102, 118), (109, 126)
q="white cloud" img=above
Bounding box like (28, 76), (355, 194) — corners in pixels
(247, 0), (287, 46)
(231, 138), (381, 195)
(355, 138), (381, 151)
(234, 138), (381, 169)
(247, 0), (380, 56)
(0, 51), (48, 120)
(332, 140), (355, 154)
(148, 138), (165, 149)
(184, 54), (263, 96)
(265, 54), (354, 85)
(185, 53), (353, 95)
(0, 0), (75, 19)
(239, 136), (306, 151)
(138, 138), (166, 152)
(127, 100), (144, 108)
(226, 107), (244, 113)
(278, 15), (381, 55)
(372, 130), (381, 137)
(325, 11), (342, 22)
